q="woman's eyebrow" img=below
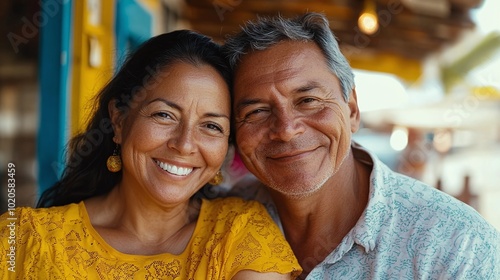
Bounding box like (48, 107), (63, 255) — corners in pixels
(148, 97), (229, 120)
(205, 112), (230, 120)
(147, 98), (181, 111)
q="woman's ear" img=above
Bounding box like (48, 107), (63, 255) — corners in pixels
(348, 88), (361, 133)
(108, 99), (124, 144)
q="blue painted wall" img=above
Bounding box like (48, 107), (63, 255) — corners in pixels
(37, 0), (73, 195)
(37, 0), (152, 197)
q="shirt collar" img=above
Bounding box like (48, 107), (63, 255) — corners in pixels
(324, 142), (394, 263)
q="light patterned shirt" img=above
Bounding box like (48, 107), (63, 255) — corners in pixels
(230, 143), (500, 279)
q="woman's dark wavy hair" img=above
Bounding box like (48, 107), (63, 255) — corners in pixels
(37, 30), (232, 208)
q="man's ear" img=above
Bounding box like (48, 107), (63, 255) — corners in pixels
(348, 88), (361, 133)
(108, 99), (124, 144)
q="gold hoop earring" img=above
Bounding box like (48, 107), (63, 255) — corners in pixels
(107, 144), (122, 172)
(209, 170), (223, 185)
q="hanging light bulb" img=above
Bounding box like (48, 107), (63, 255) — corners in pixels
(358, 0), (379, 35)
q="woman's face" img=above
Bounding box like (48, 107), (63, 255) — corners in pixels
(110, 62), (230, 205)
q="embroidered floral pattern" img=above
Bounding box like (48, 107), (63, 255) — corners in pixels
(0, 197), (301, 279)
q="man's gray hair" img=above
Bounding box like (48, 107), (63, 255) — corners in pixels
(223, 12), (355, 101)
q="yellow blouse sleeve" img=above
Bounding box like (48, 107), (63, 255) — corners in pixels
(211, 198), (302, 279)
(0, 205), (81, 279)
(0, 209), (19, 278)
(0, 207), (52, 279)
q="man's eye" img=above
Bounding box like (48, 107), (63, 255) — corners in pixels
(298, 97), (325, 111)
(241, 108), (270, 123)
(301, 97), (317, 104)
(247, 108), (264, 116)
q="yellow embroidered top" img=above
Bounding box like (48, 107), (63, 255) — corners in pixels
(0, 197), (301, 279)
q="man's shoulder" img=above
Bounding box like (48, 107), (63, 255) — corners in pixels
(358, 142), (499, 245)
(224, 175), (274, 208)
(371, 166), (493, 232)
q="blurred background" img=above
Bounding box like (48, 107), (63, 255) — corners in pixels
(0, 0), (499, 230)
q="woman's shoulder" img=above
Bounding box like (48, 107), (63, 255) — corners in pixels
(1, 203), (83, 232)
(199, 197), (275, 233)
(202, 196), (267, 216)
(198, 198), (302, 278)
(23, 202), (80, 219)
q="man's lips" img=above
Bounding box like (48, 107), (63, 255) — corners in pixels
(268, 148), (317, 161)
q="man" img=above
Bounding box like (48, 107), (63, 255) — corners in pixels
(223, 12), (500, 279)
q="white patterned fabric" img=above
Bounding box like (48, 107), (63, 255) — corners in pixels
(229, 142), (500, 279)
(305, 143), (500, 279)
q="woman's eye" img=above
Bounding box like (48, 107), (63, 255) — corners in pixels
(152, 112), (172, 119)
(206, 123), (223, 132)
(204, 122), (227, 136)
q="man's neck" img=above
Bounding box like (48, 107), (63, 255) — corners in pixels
(270, 152), (371, 276)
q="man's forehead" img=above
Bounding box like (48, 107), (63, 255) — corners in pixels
(239, 40), (321, 64)
(234, 41), (326, 82)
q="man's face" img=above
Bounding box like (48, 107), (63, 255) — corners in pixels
(233, 40), (360, 198)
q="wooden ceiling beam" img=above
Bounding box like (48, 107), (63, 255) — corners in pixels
(183, 0), (480, 60)
(449, 0), (484, 10)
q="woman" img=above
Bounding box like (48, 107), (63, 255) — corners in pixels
(0, 30), (301, 279)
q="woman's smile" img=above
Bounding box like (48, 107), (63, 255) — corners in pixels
(154, 159), (194, 176)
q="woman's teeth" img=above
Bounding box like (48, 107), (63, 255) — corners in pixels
(155, 160), (193, 176)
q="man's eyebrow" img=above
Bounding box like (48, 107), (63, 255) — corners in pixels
(235, 81), (324, 111)
(294, 81), (322, 93)
(235, 98), (261, 112)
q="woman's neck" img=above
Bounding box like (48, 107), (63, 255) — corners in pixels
(84, 185), (200, 255)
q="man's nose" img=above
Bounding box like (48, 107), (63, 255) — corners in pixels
(268, 108), (305, 142)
